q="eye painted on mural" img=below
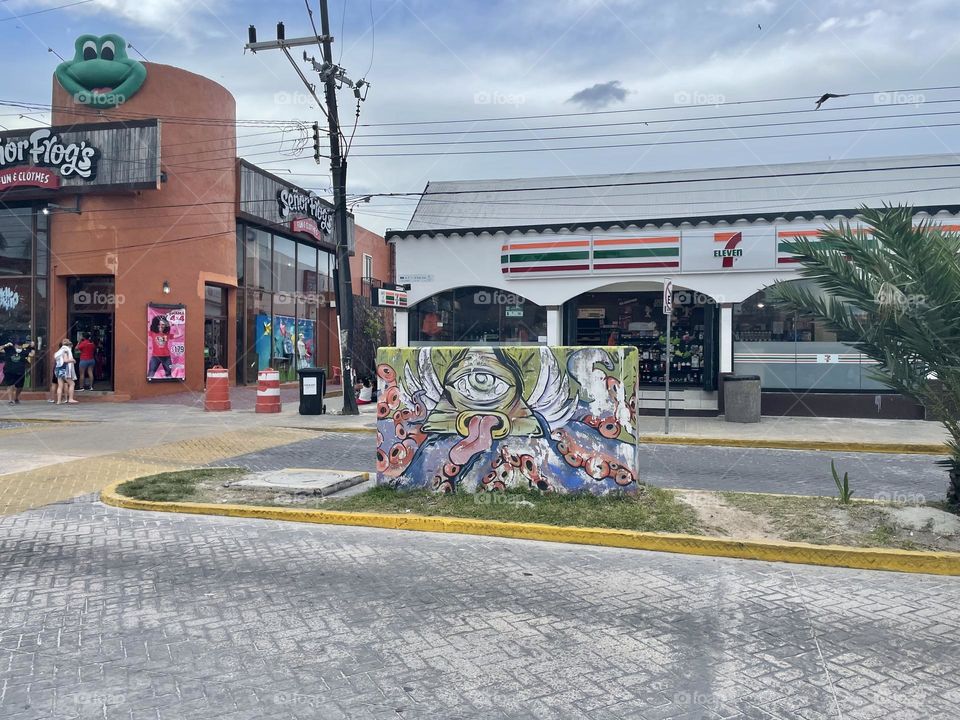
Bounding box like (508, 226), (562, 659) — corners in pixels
(451, 371), (510, 405)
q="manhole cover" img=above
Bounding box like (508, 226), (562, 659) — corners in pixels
(231, 468), (368, 495)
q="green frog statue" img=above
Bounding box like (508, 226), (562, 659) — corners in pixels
(55, 34), (147, 108)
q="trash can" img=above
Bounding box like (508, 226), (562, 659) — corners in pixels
(723, 374), (761, 423)
(298, 367), (327, 415)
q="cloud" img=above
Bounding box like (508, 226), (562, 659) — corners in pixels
(27, 0), (220, 30)
(722, 0), (777, 16)
(565, 80), (629, 109)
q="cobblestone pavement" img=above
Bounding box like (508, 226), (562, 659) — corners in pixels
(210, 432), (950, 500)
(0, 496), (957, 719)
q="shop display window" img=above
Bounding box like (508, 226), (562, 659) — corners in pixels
(408, 286), (547, 345)
(733, 285), (889, 391)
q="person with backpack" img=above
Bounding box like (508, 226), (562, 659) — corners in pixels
(54, 338), (78, 404)
(1, 338), (35, 405)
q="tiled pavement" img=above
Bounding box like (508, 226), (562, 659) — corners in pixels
(0, 428), (318, 517)
(0, 496), (958, 719)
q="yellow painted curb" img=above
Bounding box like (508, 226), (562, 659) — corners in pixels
(636, 435), (949, 455)
(100, 480), (960, 576)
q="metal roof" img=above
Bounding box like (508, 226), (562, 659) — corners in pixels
(392, 154), (960, 239)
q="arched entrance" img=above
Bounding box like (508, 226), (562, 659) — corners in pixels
(563, 282), (719, 391)
(408, 285), (547, 346)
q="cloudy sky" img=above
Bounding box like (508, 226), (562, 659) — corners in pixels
(4, 0), (960, 234)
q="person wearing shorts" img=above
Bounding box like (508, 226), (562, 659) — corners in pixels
(54, 338), (78, 404)
(1, 339), (35, 405)
(76, 333), (96, 391)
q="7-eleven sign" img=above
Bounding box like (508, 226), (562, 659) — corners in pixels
(713, 231), (744, 269)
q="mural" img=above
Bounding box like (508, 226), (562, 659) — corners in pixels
(376, 346), (640, 495)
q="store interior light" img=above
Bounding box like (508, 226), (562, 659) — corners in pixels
(162, 280), (170, 295)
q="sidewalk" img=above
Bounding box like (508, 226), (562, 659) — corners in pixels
(634, 414), (949, 448)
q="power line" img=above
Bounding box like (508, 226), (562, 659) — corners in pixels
(345, 108), (960, 149)
(347, 160), (960, 198)
(351, 84), (960, 127)
(347, 120), (960, 157)
(345, 98), (960, 139)
(0, 0), (94, 22)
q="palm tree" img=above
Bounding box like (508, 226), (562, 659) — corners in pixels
(768, 205), (960, 506)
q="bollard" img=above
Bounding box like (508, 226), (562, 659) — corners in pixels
(255, 368), (281, 413)
(204, 366), (231, 411)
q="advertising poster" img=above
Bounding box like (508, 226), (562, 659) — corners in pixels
(255, 314), (317, 382)
(147, 303), (186, 382)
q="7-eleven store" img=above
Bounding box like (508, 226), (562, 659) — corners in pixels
(387, 155), (960, 419)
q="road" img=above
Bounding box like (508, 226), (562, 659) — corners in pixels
(0, 496), (957, 719)
(214, 431), (951, 501)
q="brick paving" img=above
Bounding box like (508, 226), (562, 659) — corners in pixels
(0, 496), (958, 719)
(0, 428), (317, 517)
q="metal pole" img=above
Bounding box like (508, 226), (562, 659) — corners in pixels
(664, 309), (671, 435)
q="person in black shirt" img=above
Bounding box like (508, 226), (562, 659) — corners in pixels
(1, 338), (36, 405)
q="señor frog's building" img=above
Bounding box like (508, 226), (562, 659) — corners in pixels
(386, 155), (960, 419)
(0, 33), (393, 400)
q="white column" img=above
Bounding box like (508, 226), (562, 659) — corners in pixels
(720, 303), (733, 374)
(546, 306), (562, 346)
(395, 310), (409, 347)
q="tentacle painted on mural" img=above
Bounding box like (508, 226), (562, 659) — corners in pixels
(549, 429), (636, 487)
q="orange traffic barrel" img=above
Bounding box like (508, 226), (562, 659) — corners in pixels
(204, 366), (231, 411)
(256, 368), (281, 413)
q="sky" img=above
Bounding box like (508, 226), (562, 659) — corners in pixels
(4, 0), (960, 235)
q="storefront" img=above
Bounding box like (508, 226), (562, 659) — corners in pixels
(0, 32), (368, 400)
(387, 157), (960, 418)
(235, 161), (353, 386)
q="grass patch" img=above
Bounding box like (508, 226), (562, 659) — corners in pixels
(718, 492), (953, 551)
(116, 468), (246, 502)
(324, 485), (702, 534)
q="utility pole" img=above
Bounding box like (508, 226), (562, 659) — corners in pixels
(246, 7), (367, 415)
(316, 0), (357, 415)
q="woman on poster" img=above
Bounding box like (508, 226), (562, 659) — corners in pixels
(148, 315), (173, 378)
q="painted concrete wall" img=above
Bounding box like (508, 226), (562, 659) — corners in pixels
(376, 345), (640, 495)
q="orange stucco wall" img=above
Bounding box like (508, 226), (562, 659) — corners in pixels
(50, 63), (237, 399)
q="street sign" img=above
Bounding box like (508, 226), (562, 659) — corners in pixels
(663, 278), (673, 315)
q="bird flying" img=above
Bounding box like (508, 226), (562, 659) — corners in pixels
(814, 92), (849, 110)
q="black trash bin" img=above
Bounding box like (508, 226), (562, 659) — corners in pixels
(298, 367), (327, 415)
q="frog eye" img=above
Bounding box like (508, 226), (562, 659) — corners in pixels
(82, 40), (97, 61)
(100, 40), (115, 61)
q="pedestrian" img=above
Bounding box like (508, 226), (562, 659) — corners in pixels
(54, 338), (78, 404)
(76, 333), (96, 391)
(1, 338), (35, 405)
(356, 377), (373, 405)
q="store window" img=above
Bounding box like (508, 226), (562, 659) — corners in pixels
(569, 290), (715, 388)
(733, 284), (888, 391)
(236, 222), (336, 384)
(0, 206), (47, 390)
(362, 253), (373, 281)
(408, 286), (547, 346)
(273, 236), (297, 294)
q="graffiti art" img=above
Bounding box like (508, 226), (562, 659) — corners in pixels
(376, 346), (639, 494)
